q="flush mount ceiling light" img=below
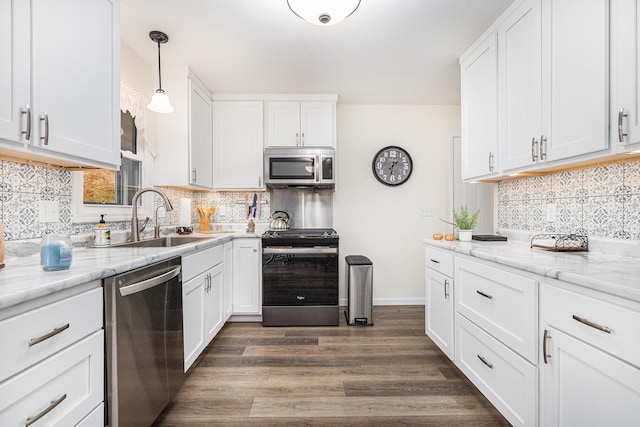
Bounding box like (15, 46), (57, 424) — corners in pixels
(147, 30), (174, 114)
(287, 0), (361, 26)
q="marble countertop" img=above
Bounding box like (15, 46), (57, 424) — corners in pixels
(0, 232), (259, 311)
(423, 238), (640, 303)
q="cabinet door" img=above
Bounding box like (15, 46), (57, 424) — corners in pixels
(223, 241), (234, 321)
(30, 0), (119, 168)
(461, 34), (499, 180)
(204, 264), (224, 343)
(266, 102), (301, 147)
(233, 238), (261, 315)
(183, 273), (206, 371)
(611, 0), (640, 149)
(499, 0), (543, 171)
(541, 327), (640, 427)
(189, 80), (213, 188)
(212, 101), (264, 189)
(541, 0), (609, 161)
(425, 268), (454, 360)
(300, 102), (334, 147)
(0, 0), (29, 144)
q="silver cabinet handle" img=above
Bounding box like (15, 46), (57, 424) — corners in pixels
(477, 355), (493, 369)
(543, 329), (551, 364)
(192, 168), (197, 183)
(296, 132), (299, 146)
(618, 108), (628, 143)
(488, 152), (494, 172)
(25, 394), (67, 427)
(572, 315), (612, 334)
(540, 135), (547, 160)
(476, 290), (493, 300)
(258, 176), (262, 187)
(21, 105), (31, 141)
(531, 137), (538, 162)
(444, 279), (450, 300)
(429, 258), (440, 264)
(40, 113), (49, 145)
(119, 265), (181, 297)
(301, 132), (305, 145)
(29, 323), (70, 347)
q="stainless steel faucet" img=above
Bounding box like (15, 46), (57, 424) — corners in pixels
(131, 188), (173, 242)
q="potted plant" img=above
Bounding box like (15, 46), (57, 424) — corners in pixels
(442, 205), (479, 242)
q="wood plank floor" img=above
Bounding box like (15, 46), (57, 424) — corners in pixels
(153, 306), (510, 426)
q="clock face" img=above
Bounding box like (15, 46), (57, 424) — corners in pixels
(372, 146), (413, 186)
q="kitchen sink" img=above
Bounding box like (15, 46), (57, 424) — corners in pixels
(110, 236), (211, 248)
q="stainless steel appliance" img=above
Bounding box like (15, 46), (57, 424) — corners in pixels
(264, 147), (335, 187)
(262, 228), (339, 326)
(104, 257), (184, 427)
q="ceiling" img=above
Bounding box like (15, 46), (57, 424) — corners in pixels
(120, 0), (514, 104)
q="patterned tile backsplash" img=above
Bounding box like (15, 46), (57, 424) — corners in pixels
(0, 159), (270, 241)
(497, 160), (640, 240)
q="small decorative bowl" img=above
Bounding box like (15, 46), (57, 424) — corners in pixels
(176, 226), (193, 235)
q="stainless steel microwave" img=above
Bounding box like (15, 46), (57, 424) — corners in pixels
(264, 147), (335, 187)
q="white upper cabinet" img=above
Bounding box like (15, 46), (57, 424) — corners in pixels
(460, 34), (499, 180)
(0, 0), (120, 170)
(266, 101), (335, 147)
(611, 0), (640, 151)
(540, 0), (609, 162)
(212, 101), (264, 189)
(154, 69), (213, 189)
(499, 0), (543, 171)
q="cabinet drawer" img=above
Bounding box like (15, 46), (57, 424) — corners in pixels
(0, 331), (104, 427)
(543, 283), (640, 368)
(0, 288), (103, 382)
(456, 314), (537, 427)
(456, 257), (537, 362)
(183, 244), (224, 282)
(425, 246), (454, 277)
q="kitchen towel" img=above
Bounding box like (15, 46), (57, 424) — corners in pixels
(179, 198), (191, 227)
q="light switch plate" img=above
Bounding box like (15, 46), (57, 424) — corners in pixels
(39, 200), (59, 223)
(420, 207), (434, 217)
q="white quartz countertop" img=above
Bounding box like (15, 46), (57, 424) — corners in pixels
(423, 238), (640, 303)
(0, 232), (258, 311)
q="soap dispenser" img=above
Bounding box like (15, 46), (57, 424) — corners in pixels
(93, 214), (111, 247)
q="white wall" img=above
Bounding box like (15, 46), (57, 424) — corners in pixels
(335, 105), (460, 305)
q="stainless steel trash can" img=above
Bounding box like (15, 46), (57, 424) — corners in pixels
(345, 255), (373, 326)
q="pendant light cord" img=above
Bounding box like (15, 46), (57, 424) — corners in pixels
(157, 39), (163, 91)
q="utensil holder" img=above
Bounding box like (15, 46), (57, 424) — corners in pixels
(199, 217), (210, 232)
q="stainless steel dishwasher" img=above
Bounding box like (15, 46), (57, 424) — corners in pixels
(104, 257), (184, 427)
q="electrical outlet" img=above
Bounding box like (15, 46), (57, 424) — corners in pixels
(39, 200), (59, 223)
(420, 207), (434, 217)
(546, 203), (557, 222)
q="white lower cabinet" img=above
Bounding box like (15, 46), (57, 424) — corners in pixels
(424, 246), (455, 360)
(182, 244), (224, 371)
(541, 282), (640, 427)
(232, 238), (262, 315)
(0, 331), (104, 427)
(223, 241), (234, 321)
(456, 314), (538, 427)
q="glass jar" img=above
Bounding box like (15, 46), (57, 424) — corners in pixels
(40, 234), (73, 271)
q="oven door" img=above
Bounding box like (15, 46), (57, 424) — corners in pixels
(262, 247), (338, 306)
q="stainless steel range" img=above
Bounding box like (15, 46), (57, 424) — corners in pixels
(262, 228), (339, 326)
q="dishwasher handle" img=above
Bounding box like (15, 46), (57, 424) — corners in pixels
(119, 265), (181, 297)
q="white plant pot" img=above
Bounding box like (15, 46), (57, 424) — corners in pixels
(458, 230), (473, 242)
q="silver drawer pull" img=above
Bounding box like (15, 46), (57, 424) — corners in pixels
(572, 315), (612, 334)
(477, 355), (493, 369)
(543, 329), (551, 364)
(28, 323), (70, 347)
(429, 258), (440, 264)
(476, 290), (493, 300)
(25, 394), (67, 426)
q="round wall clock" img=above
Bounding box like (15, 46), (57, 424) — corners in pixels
(372, 146), (413, 186)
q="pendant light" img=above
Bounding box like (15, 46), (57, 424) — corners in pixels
(287, 0), (361, 26)
(147, 30), (174, 113)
